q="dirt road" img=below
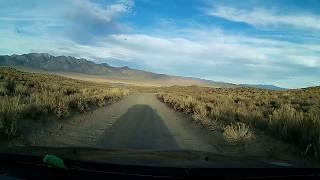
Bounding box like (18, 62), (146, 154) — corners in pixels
(35, 93), (218, 152)
(31, 93), (319, 167)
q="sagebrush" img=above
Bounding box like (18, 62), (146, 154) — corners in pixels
(0, 67), (130, 137)
(156, 85), (320, 157)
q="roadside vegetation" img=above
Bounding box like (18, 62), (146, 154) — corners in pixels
(1, 66), (320, 160)
(0, 67), (129, 138)
(156, 85), (320, 158)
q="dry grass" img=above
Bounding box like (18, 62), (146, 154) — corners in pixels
(0, 96), (23, 137)
(0, 67), (130, 137)
(156, 85), (320, 157)
(223, 122), (255, 145)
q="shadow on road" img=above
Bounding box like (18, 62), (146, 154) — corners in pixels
(97, 104), (180, 150)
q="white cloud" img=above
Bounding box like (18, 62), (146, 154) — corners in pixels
(0, 0), (319, 88)
(100, 32), (320, 68)
(207, 6), (320, 31)
(67, 0), (133, 23)
(289, 55), (320, 68)
(1, 18), (320, 88)
(0, 0), (134, 43)
(1, 22), (320, 89)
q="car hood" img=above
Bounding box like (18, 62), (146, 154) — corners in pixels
(0, 146), (313, 168)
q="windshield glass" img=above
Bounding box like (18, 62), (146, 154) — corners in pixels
(0, 0), (319, 169)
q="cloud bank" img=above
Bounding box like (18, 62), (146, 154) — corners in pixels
(0, 0), (319, 88)
(207, 6), (320, 31)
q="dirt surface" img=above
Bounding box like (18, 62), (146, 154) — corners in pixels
(34, 94), (215, 151)
(30, 93), (318, 167)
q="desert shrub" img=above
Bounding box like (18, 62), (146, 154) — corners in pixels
(15, 84), (29, 95)
(0, 96), (24, 137)
(192, 103), (218, 128)
(0, 67), (130, 131)
(23, 104), (48, 120)
(83, 96), (98, 106)
(63, 87), (79, 95)
(208, 105), (223, 121)
(104, 88), (130, 101)
(269, 104), (304, 141)
(270, 100), (281, 109)
(54, 101), (69, 119)
(29, 91), (56, 112)
(192, 103), (207, 121)
(182, 96), (197, 112)
(88, 95), (106, 107)
(193, 112), (218, 130)
(156, 85), (320, 157)
(79, 100), (89, 113)
(0, 83), (7, 96)
(251, 111), (268, 129)
(75, 99), (90, 113)
(5, 79), (16, 95)
(223, 122), (255, 145)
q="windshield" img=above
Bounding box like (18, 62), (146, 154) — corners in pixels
(0, 0), (319, 169)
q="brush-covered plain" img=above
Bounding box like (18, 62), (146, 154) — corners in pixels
(156, 85), (320, 158)
(0, 67), (129, 138)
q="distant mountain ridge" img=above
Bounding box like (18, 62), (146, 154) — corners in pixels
(0, 53), (171, 79)
(240, 84), (286, 90)
(0, 53), (284, 89)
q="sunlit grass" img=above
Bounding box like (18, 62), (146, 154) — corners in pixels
(157, 85), (320, 157)
(223, 122), (255, 145)
(0, 67), (130, 137)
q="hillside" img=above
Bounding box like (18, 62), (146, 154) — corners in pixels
(0, 53), (237, 87)
(0, 67), (129, 137)
(240, 84), (286, 90)
(0, 53), (284, 89)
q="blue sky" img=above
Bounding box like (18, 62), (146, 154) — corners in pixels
(0, 0), (319, 88)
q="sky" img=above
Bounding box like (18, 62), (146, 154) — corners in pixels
(0, 0), (319, 88)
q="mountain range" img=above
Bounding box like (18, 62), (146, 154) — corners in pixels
(0, 53), (285, 89)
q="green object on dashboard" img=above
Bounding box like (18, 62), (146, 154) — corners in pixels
(43, 154), (66, 169)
